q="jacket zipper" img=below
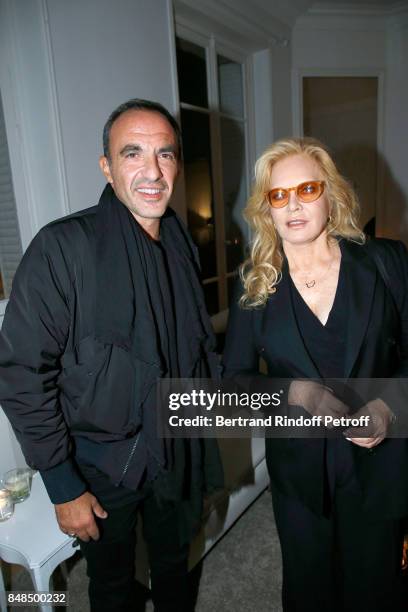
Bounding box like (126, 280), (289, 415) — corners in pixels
(119, 431), (141, 483)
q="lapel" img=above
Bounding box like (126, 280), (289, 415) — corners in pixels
(341, 239), (378, 377)
(263, 259), (321, 378)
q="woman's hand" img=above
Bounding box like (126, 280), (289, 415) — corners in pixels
(343, 398), (395, 449)
(288, 380), (349, 420)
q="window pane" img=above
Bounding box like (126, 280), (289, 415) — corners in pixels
(181, 109), (217, 279)
(0, 93), (23, 300)
(220, 118), (247, 273)
(176, 38), (208, 108)
(203, 281), (219, 316)
(218, 56), (244, 117)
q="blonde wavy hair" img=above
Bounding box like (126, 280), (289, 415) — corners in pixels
(240, 137), (365, 308)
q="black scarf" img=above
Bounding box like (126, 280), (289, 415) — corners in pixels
(93, 184), (222, 516)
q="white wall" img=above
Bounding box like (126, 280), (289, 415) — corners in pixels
(253, 42), (292, 159)
(0, 0), (69, 249)
(46, 0), (178, 213)
(293, 15), (387, 70)
(292, 10), (408, 243)
(292, 14), (387, 144)
(0, 0), (179, 226)
(0, 0), (178, 471)
(270, 43), (293, 142)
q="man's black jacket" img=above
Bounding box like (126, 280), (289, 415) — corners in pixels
(0, 198), (222, 506)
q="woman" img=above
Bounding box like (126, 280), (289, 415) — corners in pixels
(223, 138), (408, 611)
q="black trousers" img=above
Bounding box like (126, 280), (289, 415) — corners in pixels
(78, 476), (191, 612)
(270, 440), (407, 612)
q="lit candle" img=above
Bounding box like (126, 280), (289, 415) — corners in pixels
(0, 488), (14, 521)
(0, 490), (9, 508)
(4, 468), (31, 503)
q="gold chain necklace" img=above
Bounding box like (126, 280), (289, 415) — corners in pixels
(292, 254), (335, 289)
(304, 256), (334, 288)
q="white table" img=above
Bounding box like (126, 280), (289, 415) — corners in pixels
(0, 473), (78, 612)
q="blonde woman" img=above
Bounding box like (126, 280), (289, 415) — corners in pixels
(223, 138), (408, 611)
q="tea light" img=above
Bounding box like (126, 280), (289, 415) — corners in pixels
(0, 488), (14, 521)
(4, 468), (31, 503)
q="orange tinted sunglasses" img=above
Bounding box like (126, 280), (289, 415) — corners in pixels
(267, 180), (325, 208)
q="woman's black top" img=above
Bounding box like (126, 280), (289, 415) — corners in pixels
(289, 258), (357, 504)
(290, 258), (347, 379)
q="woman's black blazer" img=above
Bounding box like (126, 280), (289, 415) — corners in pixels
(223, 238), (408, 519)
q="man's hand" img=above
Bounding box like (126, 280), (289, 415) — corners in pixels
(55, 491), (108, 542)
(344, 398), (394, 449)
(288, 380), (349, 421)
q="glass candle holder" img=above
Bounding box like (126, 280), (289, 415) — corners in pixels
(4, 468), (31, 503)
(0, 488), (14, 521)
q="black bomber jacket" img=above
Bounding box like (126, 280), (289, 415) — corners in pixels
(0, 203), (216, 504)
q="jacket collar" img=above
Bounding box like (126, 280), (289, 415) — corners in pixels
(340, 239), (377, 377)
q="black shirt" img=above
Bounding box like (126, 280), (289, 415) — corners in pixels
(290, 259), (347, 379)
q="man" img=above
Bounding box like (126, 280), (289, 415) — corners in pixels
(0, 99), (223, 611)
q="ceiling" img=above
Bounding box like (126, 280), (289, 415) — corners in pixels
(240, 0), (406, 26)
(174, 0), (408, 51)
(314, 0), (399, 4)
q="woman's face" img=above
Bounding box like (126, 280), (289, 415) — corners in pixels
(268, 154), (330, 248)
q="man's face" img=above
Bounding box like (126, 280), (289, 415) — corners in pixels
(99, 110), (180, 235)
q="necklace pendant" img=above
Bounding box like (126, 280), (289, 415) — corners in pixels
(305, 280), (316, 288)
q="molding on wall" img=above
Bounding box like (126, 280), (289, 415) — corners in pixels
(166, 0), (188, 222)
(173, 0), (289, 52)
(166, 0), (181, 118)
(0, 0), (73, 249)
(0, 0), (38, 249)
(295, 2), (408, 35)
(41, 0), (71, 216)
(308, 1), (408, 17)
(295, 13), (387, 32)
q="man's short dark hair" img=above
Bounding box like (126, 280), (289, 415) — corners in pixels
(103, 98), (182, 160)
